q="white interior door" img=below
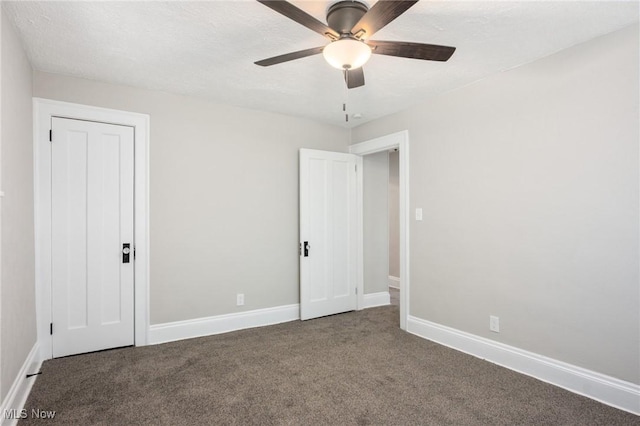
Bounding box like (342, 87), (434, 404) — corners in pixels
(299, 149), (358, 320)
(51, 117), (134, 357)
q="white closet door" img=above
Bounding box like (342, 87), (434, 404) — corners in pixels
(51, 117), (134, 358)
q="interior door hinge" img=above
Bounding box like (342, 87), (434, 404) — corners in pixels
(355, 287), (358, 295)
(50, 323), (53, 335)
(133, 245), (136, 260)
(49, 129), (52, 142)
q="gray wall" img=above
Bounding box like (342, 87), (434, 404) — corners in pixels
(1, 12), (37, 401)
(388, 151), (400, 279)
(33, 71), (351, 324)
(352, 24), (639, 384)
(363, 151), (389, 294)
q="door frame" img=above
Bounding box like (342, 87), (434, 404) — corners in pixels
(33, 98), (150, 360)
(350, 131), (410, 330)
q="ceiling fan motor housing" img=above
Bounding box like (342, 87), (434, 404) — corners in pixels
(327, 1), (369, 36)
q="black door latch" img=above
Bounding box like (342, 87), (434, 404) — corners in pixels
(123, 243), (131, 263)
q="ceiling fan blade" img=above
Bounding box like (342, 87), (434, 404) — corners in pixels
(255, 46), (324, 67)
(368, 40), (456, 62)
(350, 0), (419, 39)
(257, 0), (340, 40)
(344, 67), (365, 89)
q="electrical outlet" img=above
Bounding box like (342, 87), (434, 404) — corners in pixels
(237, 293), (244, 306)
(489, 315), (500, 333)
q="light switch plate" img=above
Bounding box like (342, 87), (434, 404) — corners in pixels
(415, 208), (423, 221)
(490, 315), (500, 333)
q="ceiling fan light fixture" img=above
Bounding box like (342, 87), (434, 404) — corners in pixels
(323, 38), (372, 70)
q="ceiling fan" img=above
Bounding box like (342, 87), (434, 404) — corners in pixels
(255, 0), (456, 89)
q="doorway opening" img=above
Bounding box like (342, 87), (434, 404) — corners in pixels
(388, 150), (400, 307)
(350, 131), (410, 330)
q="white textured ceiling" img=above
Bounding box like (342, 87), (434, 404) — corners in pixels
(3, 1), (639, 127)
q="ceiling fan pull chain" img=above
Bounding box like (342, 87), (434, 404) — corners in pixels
(344, 69), (349, 123)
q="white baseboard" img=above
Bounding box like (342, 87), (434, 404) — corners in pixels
(388, 276), (400, 290)
(0, 343), (43, 426)
(148, 304), (300, 345)
(407, 315), (640, 415)
(363, 291), (390, 309)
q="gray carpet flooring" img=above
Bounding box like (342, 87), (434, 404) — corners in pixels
(22, 306), (638, 425)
